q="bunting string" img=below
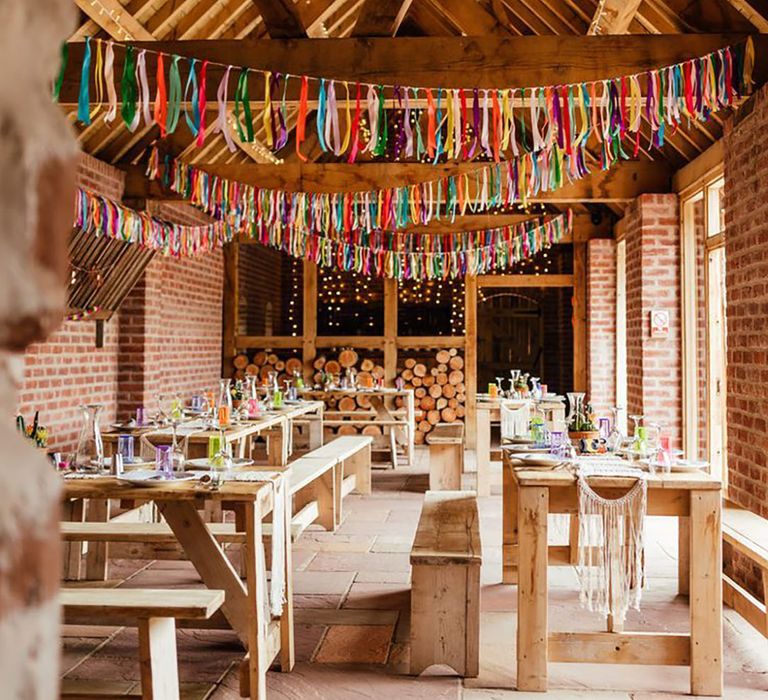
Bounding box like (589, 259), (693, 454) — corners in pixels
(74, 188), (231, 257)
(147, 142), (581, 239)
(59, 38), (754, 162)
(73, 187), (571, 280)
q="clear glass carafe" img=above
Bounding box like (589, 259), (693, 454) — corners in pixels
(218, 379), (233, 413)
(72, 404), (105, 471)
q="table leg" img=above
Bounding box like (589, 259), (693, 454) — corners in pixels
(689, 490), (722, 697)
(267, 423), (289, 467)
(160, 501), (251, 646)
(278, 483), (295, 672)
(85, 498), (110, 581)
(502, 461), (518, 584)
(476, 410), (491, 497)
(243, 501), (269, 699)
(678, 516), (690, 595)
(517, 485), (548, 691)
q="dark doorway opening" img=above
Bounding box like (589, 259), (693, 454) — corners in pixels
(477, 287), (573, 396)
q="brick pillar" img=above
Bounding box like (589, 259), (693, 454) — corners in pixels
(623, 194), (682, 448)
(587, 239), (616, 416)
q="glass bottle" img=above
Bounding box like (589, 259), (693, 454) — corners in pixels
(218, 379), (233, 413)
(72, 404), (105, 471)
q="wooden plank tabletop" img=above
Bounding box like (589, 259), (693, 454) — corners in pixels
(60, 474), (279, 504)
(513, 468), (721, 490)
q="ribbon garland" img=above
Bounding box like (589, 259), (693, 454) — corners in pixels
(60, 38), (754, 163)
(148, 143), (582, 240)
(73, 185), (571, 280)
(74, 188), (231, 257)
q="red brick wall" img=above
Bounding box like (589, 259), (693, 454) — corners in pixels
(623, 194), (682, 448)
(722, 85), (768, 601)
(587, 239), (616, 416)
(16, 156), (224, 450)
(17, 319), (120, 452)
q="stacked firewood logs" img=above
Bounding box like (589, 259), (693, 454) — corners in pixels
(231, 350), (303, 386)
(312, 350), (385, 389)
(397, 348), (466, 444)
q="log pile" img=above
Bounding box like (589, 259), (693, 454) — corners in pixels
(313, 350), (387, 436)
(397, 348), (466, 444)
(231, 350), (303, 387)
(312, 350), (385, 390)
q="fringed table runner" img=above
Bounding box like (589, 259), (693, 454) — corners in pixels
(576, 462), (647, 626)
(500, 400), (530, 440)
(225, 471), (287, 620)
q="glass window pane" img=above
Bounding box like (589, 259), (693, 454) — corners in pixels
(238, 246), (302, 337)
(317, 268), (383, 335)
(707, 177), (724, 237)
(398, 278), (465, 336)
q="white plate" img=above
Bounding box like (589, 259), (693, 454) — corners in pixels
(118, 470), (199, 487)
(672, 459), (709, 472)
(185, 457), (255, 471)
(502, 444), (550, 453)
(511, 453), (563, 467)
(92, 457), (157, 469)
(504, 436), (534, 445)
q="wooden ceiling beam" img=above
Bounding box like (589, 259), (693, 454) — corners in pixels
(73, 0), (155, 40)
(352, 0), (414, 36)
(588, 0), (644, 34)
(725, 0), (768, 31)
(58, 34), (765, 104)
(123, 159), (671, 203)
(250, 0), (306, 38)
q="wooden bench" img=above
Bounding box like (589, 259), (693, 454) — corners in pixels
(61, 588), (224, 699)
(410, 490), (481, 678)
(722, 500), (768, 637)
(426, 422), (465, 490)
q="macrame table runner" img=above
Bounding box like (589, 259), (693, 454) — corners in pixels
(576, 462), (647, 626)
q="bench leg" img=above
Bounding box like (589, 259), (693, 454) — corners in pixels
(429, 445), (462, 491)
(138, 617), (179, 700)
(62, 498), (85, 581)
(295, 470), (337, 532)
(308, 417), (323, 449)
(85, 498), (110, 581)
(267, 426), (288, 467)
(410, 562), (479, 677)
(344, 445), (372, 495)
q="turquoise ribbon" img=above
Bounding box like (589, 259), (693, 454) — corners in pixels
(77, 37), (92, 125)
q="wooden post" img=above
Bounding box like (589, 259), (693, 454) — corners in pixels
(464, 276), (478, 449)
(302, 260), (317, 385)
(384, 278), (398, 386)
(517, 485), (548, 692)
(222, 243), (239, 378)
(475, 405), (491, 497)
(689, 490), (722, 696)
(573, 242), (587, 392)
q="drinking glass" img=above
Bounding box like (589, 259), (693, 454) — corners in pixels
(117, 434), (135, 464)
(155, 445), (173, 478)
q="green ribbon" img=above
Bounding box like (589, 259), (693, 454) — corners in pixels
(53, 42), (68, 101)
(120, 46), (137, 128)
(373, 85), (387, 156)
(165, 55), (183, 134)
(234, 68), (254, 142)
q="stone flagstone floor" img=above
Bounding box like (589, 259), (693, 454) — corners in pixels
(61, 448), (768, 699)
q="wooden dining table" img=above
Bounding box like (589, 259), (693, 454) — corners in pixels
(506, 460), (722, 696)
(61, 474), (293, 700)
